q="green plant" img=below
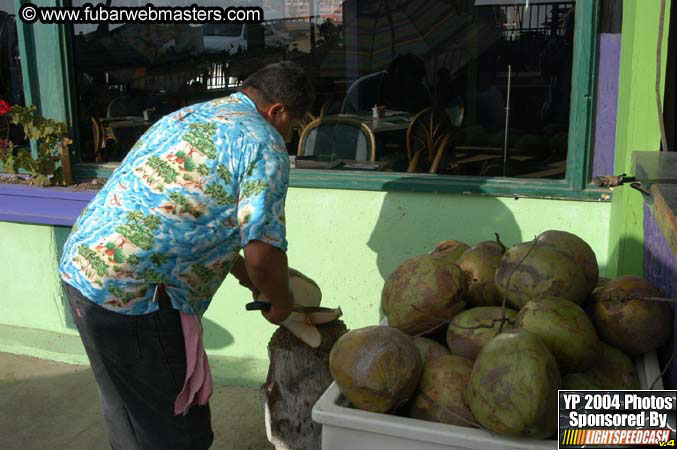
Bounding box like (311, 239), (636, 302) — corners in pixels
(0, 105), (72, 186)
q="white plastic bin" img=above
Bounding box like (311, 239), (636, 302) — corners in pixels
(312, 327), (663, 450)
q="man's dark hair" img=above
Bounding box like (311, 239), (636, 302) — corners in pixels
(240, 61), (315, 119)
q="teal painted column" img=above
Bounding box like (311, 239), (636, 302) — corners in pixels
(607, 0), (672, 277)
(13, 0), (76, 157)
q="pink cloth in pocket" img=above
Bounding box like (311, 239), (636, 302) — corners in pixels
(174, 311), (213, 416)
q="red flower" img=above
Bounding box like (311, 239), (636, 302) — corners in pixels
(0, 99), (11, 116)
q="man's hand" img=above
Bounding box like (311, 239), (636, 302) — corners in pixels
(243, 240), (292, 325)
(262, 290), (293, 324)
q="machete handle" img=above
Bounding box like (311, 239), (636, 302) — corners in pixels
(245, 301), (272, 312)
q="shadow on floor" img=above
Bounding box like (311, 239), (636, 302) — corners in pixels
(0, 352), (272, 450)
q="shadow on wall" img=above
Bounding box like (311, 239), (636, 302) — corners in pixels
(51, 226), (234, 351)
(366, 179), (522, 322)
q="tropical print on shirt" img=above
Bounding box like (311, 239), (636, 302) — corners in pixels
(59, 92), (290, 316)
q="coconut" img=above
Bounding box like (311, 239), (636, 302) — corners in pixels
(382, 255), (467, 335)
(446, 307), (517, 360)
(562, 342), (640, 390)
(329, 326), (422, 413)
(536, 230), (599, 294)
(590, 275), (672, 356)
(467, 329), (560, 439)
(408, 355), (475, 427)
(457, 241), (505, 307)
(495, 241), (588, 308)
(517, 297), (600, 372)
(430, 240), (471, 266)
(412, 336), (451, 364)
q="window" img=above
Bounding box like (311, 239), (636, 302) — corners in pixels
(67, 0), (600, 200)
(0, 0), (27, 147)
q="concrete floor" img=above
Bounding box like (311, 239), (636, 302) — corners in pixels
(0, 352), (273, 450)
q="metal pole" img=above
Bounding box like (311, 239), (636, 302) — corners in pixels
(503, 65), (512, 177)
(309, 0), (316, 53)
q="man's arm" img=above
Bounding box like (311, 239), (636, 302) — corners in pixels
(243, 240), (293, 324)
(230, 254), (253, 287)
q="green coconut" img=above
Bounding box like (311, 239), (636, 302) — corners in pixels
(430, 240), (471, 267)
(517, 297), (600, 372)
(408, 355), (475, 427)
(467, 329), (561, 439)
(412, 336), (451, 364)
(329, 326), (422, 413)
(447, 306), (518, 360)
(563, 342), (640, 390)
(458, 241), (505, 307)
(590, 275), (672, 356)
(536, 230), (599, 294)
(382, 255), (467, 335)
(495, 240), (588, 308)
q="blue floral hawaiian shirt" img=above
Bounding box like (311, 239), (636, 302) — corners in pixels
(59, 92), (290, 316)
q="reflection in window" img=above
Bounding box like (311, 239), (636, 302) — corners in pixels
(71, 0), (575, 180)
(0, 0), (26, 147)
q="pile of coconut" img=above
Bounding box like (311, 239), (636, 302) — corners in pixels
(328, 231), (673, 440)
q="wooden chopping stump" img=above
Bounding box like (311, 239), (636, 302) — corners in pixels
(260, 320), (347, 450)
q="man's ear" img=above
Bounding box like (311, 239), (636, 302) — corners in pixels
(268, 103), (286, 118)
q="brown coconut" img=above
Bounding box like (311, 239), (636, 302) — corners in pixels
(329, 326), (422, 413)
(590, 275), (672, 356)
(447, 306), (518, 360)
(382, 255), (467, 335)
(430, 240), (470, 266)
(495, 241), (588, 308)
(412, 336), (451, 364)
(563, 342), (640, 390)
(536, 230), (599, 294)
(467, 329), (561, 439)
(408, 355), (475, 427)
(457, 241), (505, 307)
(517, 297), (600, 372)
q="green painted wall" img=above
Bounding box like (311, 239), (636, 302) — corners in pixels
(607, 0), (672, 277)
(1, 189), (611, 385)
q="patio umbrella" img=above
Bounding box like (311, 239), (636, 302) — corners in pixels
(321, 0), (471, 78)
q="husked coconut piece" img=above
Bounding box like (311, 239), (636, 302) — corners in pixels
(289, 268), (322, 307)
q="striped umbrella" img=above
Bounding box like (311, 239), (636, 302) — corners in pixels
(321, 0), (471, 78)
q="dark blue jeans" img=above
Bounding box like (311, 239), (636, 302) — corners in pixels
(62, 281), (214, 450)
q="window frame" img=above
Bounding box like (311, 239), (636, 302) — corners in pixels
(51, 0), (608, 201)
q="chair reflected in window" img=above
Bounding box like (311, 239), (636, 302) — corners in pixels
(298, 117), (376, 162)
(406, 107), (455, 174)
(91, 116), (117, 162)
(445, 104), (464, 128)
